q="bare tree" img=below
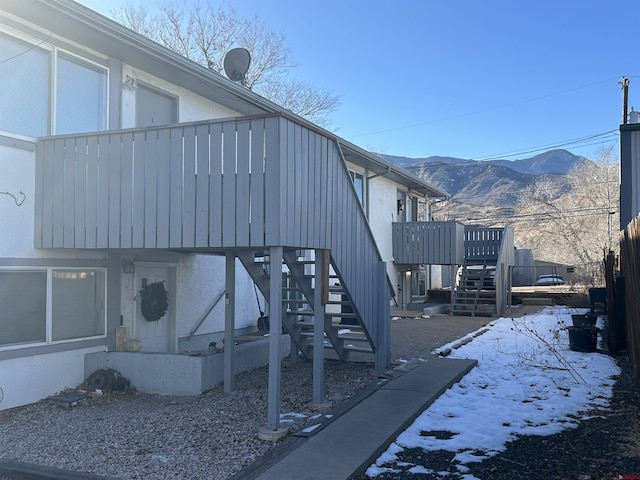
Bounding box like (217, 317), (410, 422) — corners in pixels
(515, 146), (619, 282)
(113, 1), (339, 127)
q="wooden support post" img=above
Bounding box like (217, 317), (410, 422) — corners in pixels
(312, 249), (326, 405)
(224, 253), (235, 394)
(107, 252), (122, 352)
(267, 246), (283, 430)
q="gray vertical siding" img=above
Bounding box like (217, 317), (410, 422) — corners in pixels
(620, 125), (640, 230)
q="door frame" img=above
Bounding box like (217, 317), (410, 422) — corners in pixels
(133, 262), (177, 353)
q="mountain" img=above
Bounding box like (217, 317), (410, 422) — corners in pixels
(382, 149), (586, 208)
(383, 149), (587, 175)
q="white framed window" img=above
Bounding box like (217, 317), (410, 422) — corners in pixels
(55, 52), (108, 134)
(0, 268), (106, 349)
(0, 29), (108, 139)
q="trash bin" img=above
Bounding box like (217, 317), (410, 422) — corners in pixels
(588, 287), (607, 313)
(571, 313), (597, 328)
(568, 326), (597, 352)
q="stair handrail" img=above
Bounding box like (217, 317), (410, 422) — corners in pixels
(494, 226), (515, 315)
(186, 287), (226, 340)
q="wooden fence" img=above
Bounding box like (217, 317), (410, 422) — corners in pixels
(620, 216), (640, 380)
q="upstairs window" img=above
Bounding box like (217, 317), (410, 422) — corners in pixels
(0, 31), (107, 139)
(56, 53), (107, 134)
(0, 34), (50, 138)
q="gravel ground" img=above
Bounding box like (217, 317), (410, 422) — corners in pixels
(0, 358), (377, 480)
(0, 308), (532, 480)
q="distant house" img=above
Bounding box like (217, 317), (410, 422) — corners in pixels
(1, 0), (458, 427)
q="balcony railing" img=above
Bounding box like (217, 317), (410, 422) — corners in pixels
(35, 116), (286, 250)
(392, 221), (465, 265)
(464, 226), (507, 260)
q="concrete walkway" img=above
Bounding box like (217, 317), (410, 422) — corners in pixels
(237, 356), (477, 480)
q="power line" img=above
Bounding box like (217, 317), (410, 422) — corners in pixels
(438, 205), (619, 224)
(347, 77), (623, 140)
(474, 130), (619, 161)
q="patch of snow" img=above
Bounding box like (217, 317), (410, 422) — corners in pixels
(368, 306), (620, 476)
(301, 424), (321, 433)
(279, 412), (306, 423)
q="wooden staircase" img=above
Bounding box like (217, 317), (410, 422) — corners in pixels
(451, 259), (497, 317)
(238, 249), (374, 361)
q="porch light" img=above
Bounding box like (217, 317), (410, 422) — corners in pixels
(122, 260), (135, 274)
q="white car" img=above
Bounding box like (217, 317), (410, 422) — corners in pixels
(535, 274), (566, 286)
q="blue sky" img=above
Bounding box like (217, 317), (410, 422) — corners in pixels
(79, 0), (635, 161)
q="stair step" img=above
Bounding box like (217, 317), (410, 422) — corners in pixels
(287, 311), (358, 319)
(343, 344), (373, 353)
(332, 322), (363, 329)
(293, 320), (315, 327)
(336, 333), (369, 342)
(287, 310), (314, 316)
(299, 332), (367, 343)
(299, 332), (329, 340)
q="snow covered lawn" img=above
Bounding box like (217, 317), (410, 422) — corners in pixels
(367, 306), (620, 478)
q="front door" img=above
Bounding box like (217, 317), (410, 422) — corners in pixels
(136, 83), (178, 127)
(135, 264), (174, 352)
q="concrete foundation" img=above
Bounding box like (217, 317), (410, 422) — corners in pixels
(85, 335), (291, 396)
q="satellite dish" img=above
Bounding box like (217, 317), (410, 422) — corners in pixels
(223, 48), (251, 86)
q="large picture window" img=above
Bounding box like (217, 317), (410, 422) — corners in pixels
(0, 268), (106, 349)
(0, 271), (47, 346)
(0, 31), (107, 139)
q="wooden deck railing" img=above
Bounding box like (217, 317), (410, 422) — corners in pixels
(464, 227), (506, 260)
(391, 221), (465, 265)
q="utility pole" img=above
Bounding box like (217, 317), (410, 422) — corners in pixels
(620, 77), (630, 124)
